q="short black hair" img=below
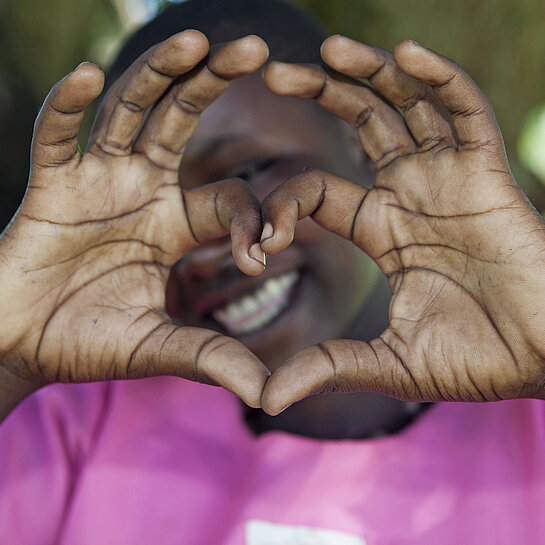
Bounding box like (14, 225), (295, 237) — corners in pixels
(107, 0), (327, 86)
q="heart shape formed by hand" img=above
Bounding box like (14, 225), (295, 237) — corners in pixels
(2, 32), (545, 427)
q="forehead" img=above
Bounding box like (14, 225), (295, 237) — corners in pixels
(183, 71), (342, 160)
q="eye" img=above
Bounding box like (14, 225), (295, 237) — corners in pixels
(230, 158), (278, 182)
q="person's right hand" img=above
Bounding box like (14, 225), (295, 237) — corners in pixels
(0, 31), (270, 418)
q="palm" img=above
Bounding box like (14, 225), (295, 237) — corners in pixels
(15, 154), (185, 382)
(386, 272), (517, 401)
(368, 148), (544, 401)
(261, 37), (545, 414)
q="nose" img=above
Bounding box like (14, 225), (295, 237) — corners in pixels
(175, 235), (237, 283)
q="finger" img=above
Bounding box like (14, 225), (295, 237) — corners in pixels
(393, 40), (503, 150)
(134, 35), (269, 171)
(183, 178), (266, 275)
(263, 61), (416, 170)
(261, 336), (417, 415)
(127, 320), (270, 408)
(31, 63), (104, 169)
(321, 35), (456, 151)
(260, 169), (368, 255)
(88, 30), (209, 156)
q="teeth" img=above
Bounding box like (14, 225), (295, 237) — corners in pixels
(241, 295), (259, 314)
(212, 270), (299, 336)
(265, 277), (283, 295)
(225, 302), (243, 320)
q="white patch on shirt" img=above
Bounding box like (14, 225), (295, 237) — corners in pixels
(245, 519), (366, 545)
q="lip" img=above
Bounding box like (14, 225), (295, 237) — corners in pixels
(168, 248), (308, 337)
(168, 267), (305, 341)
(175, 255), (306, 317)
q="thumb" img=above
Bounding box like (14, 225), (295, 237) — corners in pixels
(126, 318), (270, 408)
(261, 335), (421, 415)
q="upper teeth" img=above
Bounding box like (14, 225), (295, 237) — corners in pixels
(212, 270), (299, 335)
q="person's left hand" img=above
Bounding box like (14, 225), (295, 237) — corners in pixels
(259, 36), (545, 414)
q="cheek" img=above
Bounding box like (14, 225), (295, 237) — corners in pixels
(295, 219), (378, 330)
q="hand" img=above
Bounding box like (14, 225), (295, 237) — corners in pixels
(0, 31), (271, 418)
(260, 36), (545, 414)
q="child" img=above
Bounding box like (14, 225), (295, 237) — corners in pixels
(1, 0), (545, 542)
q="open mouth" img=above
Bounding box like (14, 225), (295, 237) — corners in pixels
(211, 270), (300, 336)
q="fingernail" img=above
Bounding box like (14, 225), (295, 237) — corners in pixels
(407, 39), (421, 47)
(260, 222), (274, 242)
(249, 243), (266, 267)
(276, 402), (293, 415)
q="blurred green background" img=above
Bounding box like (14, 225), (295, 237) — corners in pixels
(1, 0), (544, 228)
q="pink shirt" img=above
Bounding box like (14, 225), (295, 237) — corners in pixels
(1, 377), (544, 544)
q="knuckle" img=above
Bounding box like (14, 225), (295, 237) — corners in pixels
(399, 91), (428, 112)
(432, 70), (457, 90)
(355, 106), (374, 128)
(219, 176), (252, 193)
(193, 333), (223, 379)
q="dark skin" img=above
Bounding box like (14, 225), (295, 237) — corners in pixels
(173, 72), (376, 368)
(0, 33), (272, 419)
(173, 69), (419, 438)
(260, 36), (545, 414)
(1, 33), (545, 436)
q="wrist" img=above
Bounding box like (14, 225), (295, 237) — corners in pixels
(0, 237), (38, 363)
(0, 247), (43, 421)
(0, 361), (42, 423)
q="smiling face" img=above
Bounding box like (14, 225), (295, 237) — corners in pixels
(167, 72), (379, 370)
